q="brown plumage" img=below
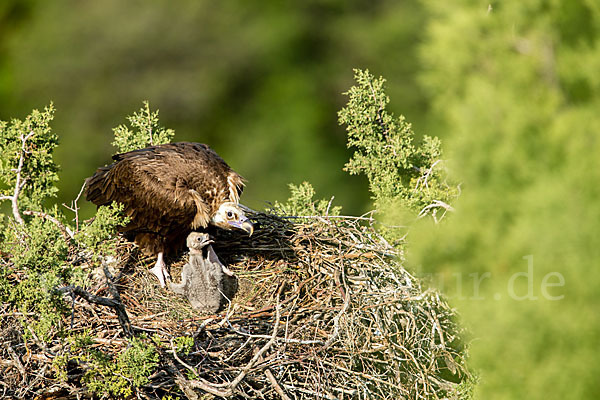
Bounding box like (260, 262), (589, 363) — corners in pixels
(85, 142), (253, 286)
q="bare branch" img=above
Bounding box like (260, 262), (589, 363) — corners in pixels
(169, 338), (197, 377)
(414, 159), (443, 191)
(323, 283), (351, 349)
(418, 199), (455, 221)
(22, 210), (75, 239)
(264, 367), (291, 400)
(63, 180), (87, 233)
(4, 130), (36, 225)
(164, 357), (199, 400)
(6, 345), (26, 381)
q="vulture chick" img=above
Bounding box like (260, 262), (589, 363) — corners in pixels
(168, 232), (226, 313)
(85, 142), (253, 287)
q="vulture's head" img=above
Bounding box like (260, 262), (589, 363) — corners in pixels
(211, 202), (254, 235)
(186, 232), (213, 251)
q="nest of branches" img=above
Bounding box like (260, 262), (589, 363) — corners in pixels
(1, 211), (470, 399)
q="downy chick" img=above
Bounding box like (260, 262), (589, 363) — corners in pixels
(168, 232), (226, 313)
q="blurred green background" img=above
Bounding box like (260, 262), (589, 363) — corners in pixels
(0, 0), (430, 218)
(2, 0), (599, 398)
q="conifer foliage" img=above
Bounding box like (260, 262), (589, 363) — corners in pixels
(112, 101), (175, 153)
(0, 104), (157, 397)
(339, 69), (458, 223)
(0, 104), (59, 223)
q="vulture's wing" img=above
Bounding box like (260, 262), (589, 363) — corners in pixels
(85, 142), (244, 233)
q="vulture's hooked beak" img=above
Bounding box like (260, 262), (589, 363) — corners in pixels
(242, 220), (254, 236)
(229, 216), (254, 236)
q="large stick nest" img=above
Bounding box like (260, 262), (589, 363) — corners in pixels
(0, 211), (470, 399)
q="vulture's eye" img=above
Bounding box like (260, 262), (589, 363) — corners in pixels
(227, 211), (234, 219)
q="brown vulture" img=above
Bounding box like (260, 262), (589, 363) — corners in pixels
(85, 142), (253, 287)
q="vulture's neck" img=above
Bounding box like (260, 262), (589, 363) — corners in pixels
(190, 247), (211, 259)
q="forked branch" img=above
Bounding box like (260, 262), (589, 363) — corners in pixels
(1, 131), (35, 225)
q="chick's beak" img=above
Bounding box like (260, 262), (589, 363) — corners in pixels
(200, 236), (214, 247)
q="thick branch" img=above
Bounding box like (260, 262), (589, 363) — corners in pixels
(103, 265), (133, 337)
(59, 266), (132, 337)
(264, 367), (291, 400)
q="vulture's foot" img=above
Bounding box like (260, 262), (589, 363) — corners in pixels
(150, 252), (170, 288)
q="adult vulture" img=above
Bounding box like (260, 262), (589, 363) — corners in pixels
(85, 142), (253, 287)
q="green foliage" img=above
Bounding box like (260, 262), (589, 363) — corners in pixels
(4, 211), (69, 272)
(409, 1), (600, 399)
(273, 181), (341, 216)
(339, 69), (457, 221)
(53, 332), (95, 383)
(174, 335), (194, 356)
(112, 101), (175, 153)
(75, 202), (129, 258)
(51, 353), (68, 383)
(115, 336), (160, 389)
(0, 106), (75, 343)
(0, 212), (71, 342)
(58, 332), (159, 397)
(0, 104), (59, 211)
(0, 105), (129, 345)
(12, 270), (65, 342)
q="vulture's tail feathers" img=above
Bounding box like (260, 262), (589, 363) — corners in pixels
(85, 165), (114, 206)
